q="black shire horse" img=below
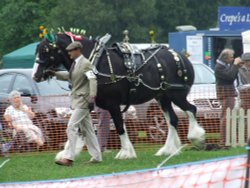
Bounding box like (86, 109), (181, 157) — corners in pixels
(32, 33), (205, 159)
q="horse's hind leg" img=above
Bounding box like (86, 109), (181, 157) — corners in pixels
(155, 97), (182, 156)
(108, 104), (137, 159)
(172, 94), (205, 146)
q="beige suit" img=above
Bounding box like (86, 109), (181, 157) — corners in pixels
(56, 56), (97, 109)
(55, 55), (101, 161)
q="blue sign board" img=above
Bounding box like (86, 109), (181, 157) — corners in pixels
(218, 6), (250, 30)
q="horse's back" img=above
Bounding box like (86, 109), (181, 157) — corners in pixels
(96, 46), (195, 106)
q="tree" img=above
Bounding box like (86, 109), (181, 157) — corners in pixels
(46, 0), (159, 43)
(0, 0), (58, 56)
(46, 0), (116, 39)
(1, 0), (248, 57)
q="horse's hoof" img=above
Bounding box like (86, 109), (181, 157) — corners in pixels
(190, 138), (205, 150)
(115, 149), (137, 159)
(155, 146), (181, 156)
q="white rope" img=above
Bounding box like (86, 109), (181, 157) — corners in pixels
(0, 159), (10, 169)
(156, 144), (188, 169)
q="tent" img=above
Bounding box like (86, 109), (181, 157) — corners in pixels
(2, 42), (39, 68)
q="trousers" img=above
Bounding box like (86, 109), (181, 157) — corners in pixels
(219, 96), (235, 145)
(97, 108), (110, 151)
(63, 108), (102, 161)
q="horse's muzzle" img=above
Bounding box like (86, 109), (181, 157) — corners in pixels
(35, 59), (45, 64)
(32, 76), (40, 82)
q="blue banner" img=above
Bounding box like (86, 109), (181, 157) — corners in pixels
(218, 6), (250, 30)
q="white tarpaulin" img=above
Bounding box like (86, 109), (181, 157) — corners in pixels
(242, 30), (250, 53)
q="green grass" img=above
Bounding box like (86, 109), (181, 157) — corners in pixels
(0, 146), (246, 183)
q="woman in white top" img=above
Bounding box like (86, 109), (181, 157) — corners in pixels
(4, 90), (44, 146)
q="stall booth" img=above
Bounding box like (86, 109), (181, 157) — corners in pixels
(168, 6), (250, 70)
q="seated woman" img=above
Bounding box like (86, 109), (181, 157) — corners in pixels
(4, 90), (44, 147)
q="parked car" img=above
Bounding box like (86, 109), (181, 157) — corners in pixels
(0, 68), (71, 150)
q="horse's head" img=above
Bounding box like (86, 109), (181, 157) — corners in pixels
(32, 36), (65, 82)
(32, 33), (95, 82)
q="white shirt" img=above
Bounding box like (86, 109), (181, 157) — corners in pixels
(74, 54), (96, 79)
(74, 54), (83, 67)
(4, 105), (33, 126)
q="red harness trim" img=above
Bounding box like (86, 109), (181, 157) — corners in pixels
(64, 32), (82, 41)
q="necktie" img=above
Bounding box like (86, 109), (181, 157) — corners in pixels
(69, 61), (76, 79)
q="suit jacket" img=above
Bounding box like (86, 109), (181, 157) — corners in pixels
(55, 56), (97, 109)
(239, 65), (250, 85)
(214, 60), (238, 100)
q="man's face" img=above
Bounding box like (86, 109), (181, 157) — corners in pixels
(68, 48), (81, 60)
(225, 53), (235, 64)
(245, 60), (250, 67)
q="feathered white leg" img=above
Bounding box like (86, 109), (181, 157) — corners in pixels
(155, 111), (182, 156)
(115, 131), (137, 159)
(155, 125), (181, 156)
(186, 111), (205, 147)
(55, 134), (85, 161)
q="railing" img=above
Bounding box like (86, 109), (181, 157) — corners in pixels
(226, 108), (250, 147)
(0, 87), (249, 154)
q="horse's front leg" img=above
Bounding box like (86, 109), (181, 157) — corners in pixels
(109, 105), (137, 159)
(155, 99), (182, 156)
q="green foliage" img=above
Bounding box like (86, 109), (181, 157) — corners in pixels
(0, 0), (58, 56)
(0, 0), (248, 56)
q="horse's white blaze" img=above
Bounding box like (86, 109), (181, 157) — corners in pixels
(186, 111), (205, 142)
(32, 53), (40, 79)
(115, 131), (137, 159)
(55, 134), (85, 161)
(32, 62), (39, 79)
(155, 112), (181, 156)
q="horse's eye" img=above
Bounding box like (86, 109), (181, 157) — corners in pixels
(50, 56), (55, 61)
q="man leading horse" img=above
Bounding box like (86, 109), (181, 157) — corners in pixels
(47, 41), (102, 166)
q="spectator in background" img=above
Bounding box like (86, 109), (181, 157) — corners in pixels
(4, 90), (44, 147)
(214, 49), (241, 147)
(238, 52), (250, 110)
(97, 108), (111, 152)
(239, 52), (250, 85)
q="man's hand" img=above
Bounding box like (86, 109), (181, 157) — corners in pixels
(233, 57), (241, 66)
(45, 69), (55, 76)
(88, 97), (95, 112)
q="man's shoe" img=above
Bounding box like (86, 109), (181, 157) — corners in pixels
(55, 158), (73, 166)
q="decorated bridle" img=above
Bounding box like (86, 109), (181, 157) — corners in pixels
(36, 26), (86, 69)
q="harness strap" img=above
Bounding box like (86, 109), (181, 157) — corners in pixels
(168, 49), (189, 82)
(106, 50), (116, 81)
(178, 54), (189, 82)
(148, 50), (166, 82)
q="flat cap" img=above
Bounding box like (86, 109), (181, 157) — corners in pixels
(66, 41), (83, 51)
(241, 52), (250, 61)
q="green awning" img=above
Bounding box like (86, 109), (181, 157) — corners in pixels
(2, 42), (39, 68)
